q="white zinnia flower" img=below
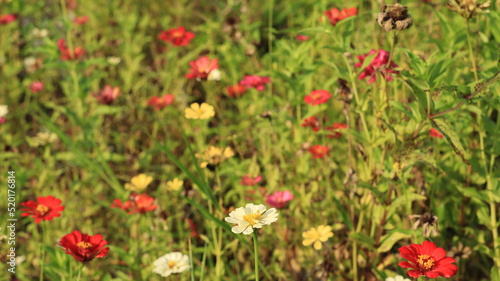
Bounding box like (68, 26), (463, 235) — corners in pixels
(225, 203), (278, 235)
(386, 275), (411, 281)
(152, 252), (190, 277)
(207, 68), (221, 81)
(0, 105), (8, 117)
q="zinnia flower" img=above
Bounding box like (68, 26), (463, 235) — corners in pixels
(239, 75), (271, 91)
(92, 85), (121, 105)
(239, 175), (262, 186)
(354, 49), (398, 84)
(301, 116), (321, 132)
(324, 7), (357, 26)
(326, 123), (348, 138)
(304, 90), (332, 105)
(195, 146), (234, 168)
(125, 174), (153, 191)
(166, 178), (183, 191)
(224, 203), (278, 235)
(302, 225), (334, 250)
(21, 195), (64, 224)
(72, 16), (89, 25)
(158, 26), (195, 47)
(296, 34), (310, 41)
(309, 145), (329, 159)
(226, 84), (247, 98)
(184, 103), (215, 120)
(430, 128), (443, 139)
(153, 252), (190, 277)
(57, 39), (86, 60)
(185, 56), (219, 80)
(111, 193), (157, 214)
(147, 94), (174, 110)
(59, 230), (109, 262)
(0, 14), (16, 25)
(265, 190), (294, 208)
(385, 276), (411, 281)
(29, 81), (44, 93)
(398, 241), (458, 278)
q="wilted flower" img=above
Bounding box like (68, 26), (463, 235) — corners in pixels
(296, 34), (310, 41)
(447, 242), (472, 262)
(240, 175), (263, 186)
(153, 252), (190, 277)
(398, 241), (458, 278)
(195, 146), (234, 168)
(302, 225), (334, 250)
(20, 195), (64, 224)
(301, 117), (321, 132)
(265, 190), (294, 208)
(72, 16), (89, 25)
(354, 49), (399, 84)
(304, 90), (332, 105)
(385, 276), (411, 281)
(447, 0), (490, 19)
(31, 131), (58, 147)
(29, 81), (44, 93)
(92, 85), (121, 105)
(409, 213), (439, 237)
(239, 75), (271, 91)
(59, 230), (109, 262)
(430, 128), (443, 139)
(185, 56), (219, 80)
(326, 123), (348, 138)
(57, 39), (86, 60)
(111, 193), (157, 214)
(147, 94), (174, 110)
(224, 203), (278, 235)
(376, 3), (413, 32)
(324, 7), (357, 26)
(0, 14), (16, 25)
(184, 102), (215, 120)
(158, 26), (195, 47)
(166, 178), (183, 191)
(125, 174), (153, 191)
(226, 84), (247, 98)
(309, 145), (330, 159)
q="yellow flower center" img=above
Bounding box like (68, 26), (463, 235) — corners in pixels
(36, 204), (49, 215)
(168, 260), (176, 269)
(243, 211), (262, 226)
(77, 241), (92, 249)
(417, 254), (435, 270)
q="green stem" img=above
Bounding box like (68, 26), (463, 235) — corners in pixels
(465, 20), (479, 81)
(253, 231), (260, 281)
(76, 263), (83, 281)
(188, 237), (195, 281)
(39, 226), (45, 281)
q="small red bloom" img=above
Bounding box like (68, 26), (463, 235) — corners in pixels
(240, 175), (263, 186)
(430, 128), (443, 139)
(398, 241), (458, 278)
(324, 7), (357, 26)
(92, 85), (121, 105)
(354, 49), (398, 84)
(29, 81), (44, 93)
(304, 90), (332, 106)
(158, 26), (195, 47)
(265, 190), (294, 209)
(309, 145), (330, 159)
(147, 94), (174, 110)
(0, 117), (6, 125)
(326, 123), (348, 138)
(296, 34), (310, 42)
(21, 195), (64, 224)
(59, 230), (109, 262)
(226, 84), (247, 98)
(239, 75), (271, 91)
(301, 117), (321, 132)
(57, 39), (86, 60)
(72, 16), (89, 25)
(0, 14), (16, 25)
(111, 193), (157, 214)
(186, 218), (199, 238)
(185, 56), (219, 80)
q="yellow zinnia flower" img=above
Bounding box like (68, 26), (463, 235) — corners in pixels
(166, 178), (183, 191)
(125, 174), (153, 191)
(184, 103), (215, 120)
(302, 225), (334, 250)
(195, 146), (234, 168)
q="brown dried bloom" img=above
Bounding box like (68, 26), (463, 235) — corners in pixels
(448, 0), (490, 20)
(409, 213), (439, 237)
(447, 242), (472, 262)
(376, 3), (412, 32)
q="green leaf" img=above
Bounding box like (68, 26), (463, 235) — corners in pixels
(430, 118), (470, 165)
(377, 230), (411, 253)
(402, 48), (425, 77)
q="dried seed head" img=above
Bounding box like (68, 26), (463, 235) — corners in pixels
(376, 3), (412, 31)
(447, 0), (490, 20)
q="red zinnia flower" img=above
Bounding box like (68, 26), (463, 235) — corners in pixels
(301, 117), (321, 132)
(0, 14), (16, 25)
(226, 84), (247, 98)
(59, 230), (109, 262)
(430, 128), (443, 139)
(147, 94), (174, 110)
(239, 75), (271, 91)
(296, 34), (310, 42)
(186, 218), (199, 238)
(57, 39), (86, 60)
(354, 49), (398, 84)
(21, 195), (64, 224)
(92, 85), (121, 105)
(158, 26), (195, 47)
(324, 7), (357, 26)
(326, 123), (348, 138)
(185, 56), (219, 80)
(304, 90), (332, 105)
(72, 16), (89, 25)
(240, 175), (263, 186)
(398, 241), (458, 278)
(111, 193), (157, 214)
(0, 117), (6, 125)
(29, 81), (44, 93)
(309, 145), (330, 159)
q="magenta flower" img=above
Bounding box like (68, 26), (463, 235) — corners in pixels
(354, 49), (398, 84)
(239, 75), (271, 91)
(240, 175), (262, 186)
(29, 81), (44, 93)
(265, 190), (294, 208)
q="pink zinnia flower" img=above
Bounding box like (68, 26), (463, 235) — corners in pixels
(296, 34), (310, 42)
(185, 56), (219, 80)
(309, 145), (329, 159)
(304, 90), (331, 105)
(430, 128), (443, 139)
(265, 190), (294, 208)
(57, 39), (86, 60)
(0, 14), (16, 25)
(29, 81), (44, 93)
(239, 75), (271, 91)
(147, 94), (174, 110)
(324, 7), (357, 26)
(354, 49), (398, 84)
(72, 16), (89, 25)
(92, 85), (121, 105)
(240, 175), (262, 186)
(301, 117), (321, 132)
(398, 241), (458, 278)
(326, 123), (348, 138)
(226, 84), (247, 98)
(158, 26), (195, 47)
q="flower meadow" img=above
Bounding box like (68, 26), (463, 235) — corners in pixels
(0, 0), (499, 280)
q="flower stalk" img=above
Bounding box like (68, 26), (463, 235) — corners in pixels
(253, 231), (260, 281)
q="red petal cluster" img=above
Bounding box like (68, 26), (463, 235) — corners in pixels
(59, 230), (109, 262)
(226, 84), (247, 98)
(326, 123), (348, 138)
(304, 90), (332, 105)
(147, 94), (174, 110)
(111, 193), (157, 214)
(92, 85), (121, 105)
(309, 145), (330, 159)
(57, 39), (86, 60)
(430, 128), (443, 139)
(0, 14), (16, 25)
(354, 49), (398, 84)
(239, 75), (271, 91)
(239, 175), (263, 186)
(324, 7), (357, 26)
(158, 26), (195, 47)
(398, 241), (458, 278)
(301, 117), (321, 132)
(185, 56), (219, 80)
(21, 195), (64, 224)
